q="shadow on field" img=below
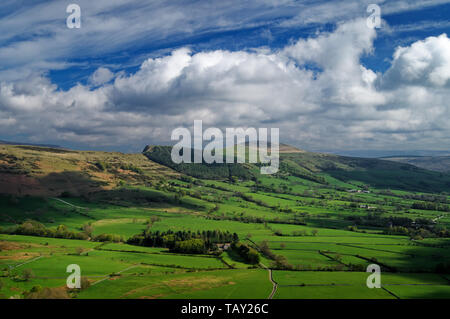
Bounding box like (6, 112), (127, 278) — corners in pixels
(0, 171), (104, 197)
(38, 171), (107, 196)
(84, 188), (205, 211)
(381, 238), (450, 299)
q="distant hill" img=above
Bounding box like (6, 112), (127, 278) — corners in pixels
(280, 151), (450, 192)
(144, 144), (450, 193)
(382, 156), (450, 173)
(329, 149), (450, 158)
(0, 140), (61, 148)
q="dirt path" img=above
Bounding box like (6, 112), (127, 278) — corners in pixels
(50, 197), (87, 210)
(260, 262), (277, 299)
(91, 264), (139, 286)
(10, 255), (44, 269)
(432, 214), (445, 223)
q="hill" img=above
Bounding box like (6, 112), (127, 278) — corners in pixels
(382, 156), (450, 173)
(1, 143), (449, 195)
(143, 144), (450, 192)
(1, 143), (450, 300)
(280, 152), (450, 193)
(143, 145), (256, 180)
(0, 140), (61, 148)
(0, 144), (178, 196)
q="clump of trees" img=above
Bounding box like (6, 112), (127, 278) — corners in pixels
(411, 202), (450, 212)
(402, 194), (449, 205)
(127, 229), (238, 254)
(1, 220), (89, 240)
(172, 238), (206, 254)
(231, 242), (260, 264)
(24, 286), (69, 299)
(384, 225), (449, 239)
(256, 240), (294, 269)
(347, 213), (449, 239)
(271, 254), (293, 270)
(93, 233), (124, 243)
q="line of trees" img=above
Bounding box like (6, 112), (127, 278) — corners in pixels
(127, 229), (238, 254)
(0, 220), (124, 242)
(411, 201), (450, 212)
(1, 220), (89, 240)
(347, 213), (449, 239)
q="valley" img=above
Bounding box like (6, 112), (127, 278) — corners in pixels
(0, 143), (449, 299)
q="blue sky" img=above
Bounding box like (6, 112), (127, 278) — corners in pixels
(0, 0), (449, 153)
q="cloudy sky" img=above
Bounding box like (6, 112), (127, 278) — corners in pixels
(0, 0), (449, 153)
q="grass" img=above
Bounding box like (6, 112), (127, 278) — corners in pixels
(1, 144), (450, 299)
(77, 269), (271, 299)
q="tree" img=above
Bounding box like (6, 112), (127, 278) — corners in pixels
(22, 269), (35, 281)
(272, 255), (293, 270)
(232, 242), (260, 264)
(150, 216), (161, 224)
(80, 276), (91, 290)
(24, 286), (69, 299)
(82, 224), (93, 236)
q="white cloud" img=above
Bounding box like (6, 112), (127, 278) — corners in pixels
(89, 67), (115, 86)
(0, 0), (447, 82)
(0, 18), (449, 151)
(382, 34), (450, 87)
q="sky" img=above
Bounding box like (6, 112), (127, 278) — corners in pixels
(0, 0), (449, 154)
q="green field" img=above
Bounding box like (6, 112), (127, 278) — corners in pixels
(0, 144), (449, 299)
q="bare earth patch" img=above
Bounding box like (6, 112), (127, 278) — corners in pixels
(0, 251), (39, 261)
(0, 241), (24, 250)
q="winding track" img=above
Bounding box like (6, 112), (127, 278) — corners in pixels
(260, 262), (277, 299)
(50, 197), (87, 210)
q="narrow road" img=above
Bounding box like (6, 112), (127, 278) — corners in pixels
(50, 197), (87, 210)
(432, 214), (445, 223)
(260, 262), (277, 299)
(92, 264), (139, 286)
(10, 255), (44, 269)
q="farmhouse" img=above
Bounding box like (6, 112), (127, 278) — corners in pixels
(217, 243), (231, 251)
(360, 204), (377, 210)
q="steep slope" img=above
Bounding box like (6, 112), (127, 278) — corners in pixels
(0, 144), (178, 196)
(382, 156), (450, 173)
(144, 144), (450, 192)
(280, 151), (450, 192)
(1, 143), (449, 195)
(143, 145), (256, 180)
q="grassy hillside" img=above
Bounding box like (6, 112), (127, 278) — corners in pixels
(144, 144), (450, 192)
(0, 144), (178, 196)
(383, 156), (450, 173)
(143, 145), (256, 180)
(1, 143), (449, 300)
(281, 152), (450, 193)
